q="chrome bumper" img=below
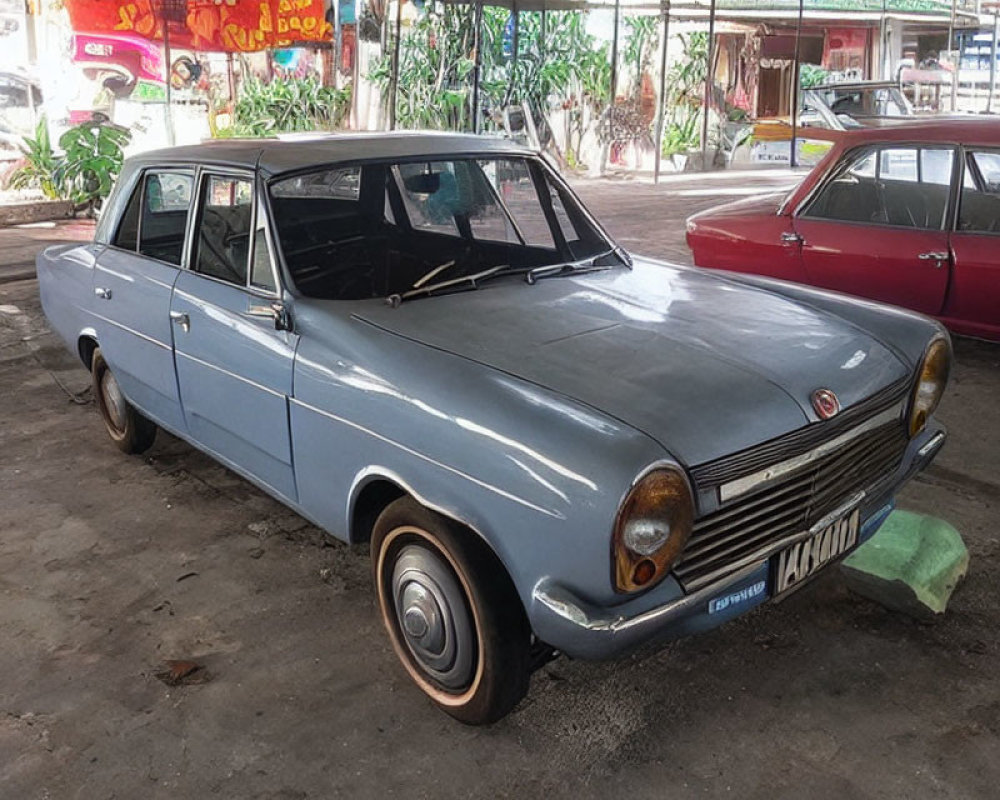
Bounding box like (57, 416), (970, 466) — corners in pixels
(528, 422), (946, 660)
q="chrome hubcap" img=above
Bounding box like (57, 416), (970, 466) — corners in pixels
(391, 543), (474, 691)
(100, 370), (126, 431)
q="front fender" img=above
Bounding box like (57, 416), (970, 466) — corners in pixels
(288, 303), (671, 611)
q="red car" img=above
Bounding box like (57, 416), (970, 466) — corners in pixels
(686, 120), (1000, 341)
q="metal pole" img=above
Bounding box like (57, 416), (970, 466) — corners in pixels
(790, 0), (803, 168)
(948, 0), (958, 111)
(507, 9), (520, 107)
(701, 0), (716, 171)
(654, 0), (671, 184)
(879, 0), (886, 80)
(390, 0), (402, 129)
(989, 11), (999, 113)
(607, 0), (620, 170)
(333, 0), (342, 90)
(472, 0), (484, 133)
(163, 7), (175, 146)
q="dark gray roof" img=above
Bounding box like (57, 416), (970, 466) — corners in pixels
(132, 131), (536, 176)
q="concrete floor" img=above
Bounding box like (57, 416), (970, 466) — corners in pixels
(1, 174), (998, 799)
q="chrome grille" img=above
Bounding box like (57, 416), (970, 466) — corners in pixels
(675, 418), (909, 591)
(690, 377), (910, 488)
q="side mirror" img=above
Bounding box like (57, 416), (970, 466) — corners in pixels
(272, 301), (292, 332)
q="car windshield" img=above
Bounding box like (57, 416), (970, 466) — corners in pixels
(814, 87), (911, 119)
(268, 155), (620, 300)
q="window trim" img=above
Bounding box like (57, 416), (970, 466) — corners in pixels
(794, 142), (960, 232)
(106, 166), (196, 268)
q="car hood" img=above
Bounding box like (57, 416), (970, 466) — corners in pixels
(352, 259), (909, 467)
(689, 191), (788, 223)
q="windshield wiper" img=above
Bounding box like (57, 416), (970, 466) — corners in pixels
(410, 259), (457, 290)
(386, 265), (509, 307)
(525, 247), (629, 285)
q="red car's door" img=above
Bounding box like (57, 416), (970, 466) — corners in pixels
(791, 144), (954, 316)
(946, 148), (1000, 340)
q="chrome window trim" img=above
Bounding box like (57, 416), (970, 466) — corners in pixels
(719, 403), (903, 503)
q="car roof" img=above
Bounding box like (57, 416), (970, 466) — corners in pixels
(132, 131), (537, 177)
(835, 118), (1000, 147)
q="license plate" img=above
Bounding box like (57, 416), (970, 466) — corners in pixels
(774, 508), (861, 596)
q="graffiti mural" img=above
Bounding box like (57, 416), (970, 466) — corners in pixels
(65, 0), (332, 53)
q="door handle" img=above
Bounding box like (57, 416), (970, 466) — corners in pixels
(169, 310), (190, 333)
(94, 287), (112, 300)
(917, 252), (948, 268)
(780, 232), (803, 245)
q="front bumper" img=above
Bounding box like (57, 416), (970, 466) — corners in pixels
(529, 422), (946, 660)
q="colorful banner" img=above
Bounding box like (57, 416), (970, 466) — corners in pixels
(65, 1), (333, 53)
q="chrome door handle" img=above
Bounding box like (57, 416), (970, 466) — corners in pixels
(169, 310), (190, 333)
(780, 232), (803, 245)
(918, 251), (948, 266)
(94, 287), (112, 300)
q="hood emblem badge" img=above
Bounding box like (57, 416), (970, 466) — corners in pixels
(812, 388), (841, 420)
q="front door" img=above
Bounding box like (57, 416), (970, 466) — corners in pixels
(792, 144), (954, 316)
(92, 168), (194, 433)
(947, 147), (1000, 339)
(170, 171), (299, 501)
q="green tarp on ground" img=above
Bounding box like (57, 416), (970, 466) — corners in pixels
(842, 510), (969, 618)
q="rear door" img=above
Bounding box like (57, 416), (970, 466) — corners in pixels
(791, 144), (954, 316)
(92, 168), (194, 433)
(946, 148), (1000, 339)
(170, 170), (299, 501)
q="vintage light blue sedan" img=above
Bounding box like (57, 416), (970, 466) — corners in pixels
(38, 133), (950, 724)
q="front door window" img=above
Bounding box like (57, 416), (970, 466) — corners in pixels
(802, 145), (955, 230)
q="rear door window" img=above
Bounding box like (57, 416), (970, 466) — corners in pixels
(137, 171), (194, 265)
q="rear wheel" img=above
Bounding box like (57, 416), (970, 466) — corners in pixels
(91, 348), (157, 454)
(371, 497), (530, 725)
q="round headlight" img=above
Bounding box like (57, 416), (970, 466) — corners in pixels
(908, 335), (951, 438)
(612, 467), (695, 593)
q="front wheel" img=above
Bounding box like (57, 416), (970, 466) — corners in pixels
(371, 497), (530, 724)
(91, 348), (157, 454)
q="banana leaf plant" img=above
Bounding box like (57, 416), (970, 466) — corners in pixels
(7, 116), (62, 200)
(52, 119), (132, 212)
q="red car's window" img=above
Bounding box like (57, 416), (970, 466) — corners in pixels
(802, 145), (954, 231)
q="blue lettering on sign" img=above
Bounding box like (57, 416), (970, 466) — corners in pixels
(708, 580), (767, 614)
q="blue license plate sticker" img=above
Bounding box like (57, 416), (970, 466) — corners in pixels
(708, 579), (767, 614)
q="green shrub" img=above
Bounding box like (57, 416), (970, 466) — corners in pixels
(230, 77), (351, 136)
